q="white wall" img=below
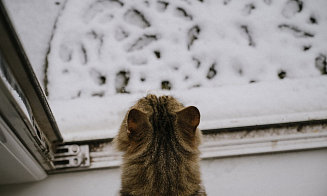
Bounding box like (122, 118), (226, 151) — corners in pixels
(1, 149), (327, 196)
(202, 149), (327, 196)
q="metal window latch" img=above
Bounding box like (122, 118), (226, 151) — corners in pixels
(53, 145), (90, 169)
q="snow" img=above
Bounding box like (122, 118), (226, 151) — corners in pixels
(3, 0), (327, 141)
(2, 0), (66, 90)
(49, 77), (327, 141)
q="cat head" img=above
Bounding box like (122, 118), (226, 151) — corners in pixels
(115, 94), (202, 155)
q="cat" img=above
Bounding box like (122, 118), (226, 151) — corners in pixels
(114, 94), (206, 196)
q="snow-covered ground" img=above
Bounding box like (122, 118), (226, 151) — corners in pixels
(3, 0), (327, 141)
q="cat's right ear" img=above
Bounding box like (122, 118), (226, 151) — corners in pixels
(176, 106), (200, 135)
(127, 108), (148, 139)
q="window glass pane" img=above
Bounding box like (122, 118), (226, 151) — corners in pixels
(3, 0), (327, 142)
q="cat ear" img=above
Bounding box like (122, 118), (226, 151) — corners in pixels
(176, 106), (200, 134)
(127, 108), (148, 139)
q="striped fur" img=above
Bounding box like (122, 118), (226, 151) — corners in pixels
(115, 94), (206, 196)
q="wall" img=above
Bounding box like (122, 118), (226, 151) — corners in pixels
(1, 149), (327, 196)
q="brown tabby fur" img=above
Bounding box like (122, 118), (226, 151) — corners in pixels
(114, 94), (206, 196)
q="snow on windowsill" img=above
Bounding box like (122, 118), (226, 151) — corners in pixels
(49, 76), (327, 141)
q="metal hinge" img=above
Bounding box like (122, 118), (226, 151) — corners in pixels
(53, 144), (90, 169)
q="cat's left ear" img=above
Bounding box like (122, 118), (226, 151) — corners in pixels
(127, 108), (148, 139)
(176, 106), (200, 134)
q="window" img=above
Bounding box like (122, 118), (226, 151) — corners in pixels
(1, 0), (327, 173)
